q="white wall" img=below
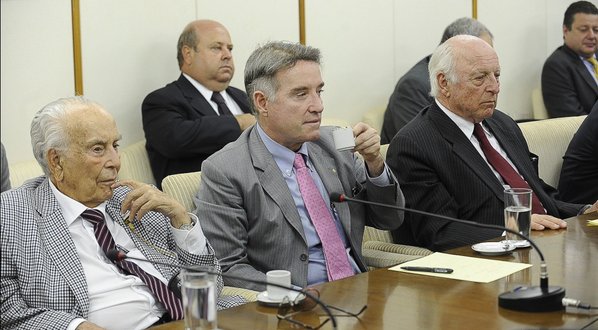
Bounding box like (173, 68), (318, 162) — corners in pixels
(0, 0), (585, 163)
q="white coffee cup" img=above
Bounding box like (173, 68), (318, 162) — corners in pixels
(266, 270), (291, 301)
(332, 127), (355, 151)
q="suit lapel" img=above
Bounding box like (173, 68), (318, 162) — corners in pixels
(34, 180), (90, 315)
(248, 128), (307, 243)
(428, 105), (505, 201)
(565, 46), (598, 95)
(176, 75), (217, 117)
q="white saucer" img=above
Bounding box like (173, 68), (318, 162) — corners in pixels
(471, 242), (516, 256)
(501, 239), (531, 248)
(256, 290), (304, 307)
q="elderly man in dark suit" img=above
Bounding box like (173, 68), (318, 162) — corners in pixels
(542, 1), (598, 118)
(1, 97), (240, 330)
(142, 20), (255, 188)
(196, 41), (404, 291)
(380, 17), (493, 144)
(387, 35), (598, 251)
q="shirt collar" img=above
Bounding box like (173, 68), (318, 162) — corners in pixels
(182, 73), (226, 103)
(49, 179), (108, 226)
(435, 99), (482, 139)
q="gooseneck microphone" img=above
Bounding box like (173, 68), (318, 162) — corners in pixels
(330, 192), (566, 312)
(107, 249), (339, 329)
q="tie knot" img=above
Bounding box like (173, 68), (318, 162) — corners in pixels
(81, 209), (105, 225)
(211, 92), (226, 105)
(587, 57), (598, 67)
(293, 153), (307, 170)
(473, 123), (486, 139)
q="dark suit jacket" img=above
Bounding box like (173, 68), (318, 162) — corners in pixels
(558, 103), (598, 204)
(0, 176), (227, 328)
(386, 102), (583, 251)
(142, 74), (252, 188)
(541, 45), (598, 118)
(196, 126), (404, 291)
(381, 55), (433, 144)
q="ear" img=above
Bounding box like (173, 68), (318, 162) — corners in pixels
(182, 45), (195, 65)
(253, 91), (268, 117)
(437, 73), (451, 98)
(47, 149), (64, 181)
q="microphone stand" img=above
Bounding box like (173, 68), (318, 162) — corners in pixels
(330, 193), (566, 312)
(107, 250), (338, 328)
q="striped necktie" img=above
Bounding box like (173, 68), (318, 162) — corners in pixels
(587, 57), (598, 80)
(81, 209), (183, 319)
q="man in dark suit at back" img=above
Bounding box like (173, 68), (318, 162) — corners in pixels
(387, 35), (598, 251)
(541, 1), (598, 118)
(142, 20), (255, 188)
(380, 17), (493, 144)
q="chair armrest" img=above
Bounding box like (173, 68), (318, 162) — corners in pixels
(363, 240), (432, 256)
(362, 248), (426, 269)
(222, 286), (259, 302)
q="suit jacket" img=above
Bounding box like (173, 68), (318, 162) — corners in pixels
(142, 74), (252, 188)
(541, 45), (598, 118)
(0, 176), (227, 329)
(386, 103), (583, 251)
(381, 55), (433, 144)
(195, 126), (404, 291)
(558, 104), (598, 204)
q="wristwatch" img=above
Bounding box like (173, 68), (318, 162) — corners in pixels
(177, 218), (196, 231)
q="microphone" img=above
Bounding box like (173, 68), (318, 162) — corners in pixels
(107, 249), (339, 328)
(330, 192), (566, 312)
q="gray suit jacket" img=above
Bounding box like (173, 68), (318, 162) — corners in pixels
(195, 126), (404, 291)
(541, 45), (598, 117)
(387, 103), (583, 251)
(0, 177), (227, 329)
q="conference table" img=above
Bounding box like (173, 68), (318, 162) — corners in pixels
(152, 214), (597, 329)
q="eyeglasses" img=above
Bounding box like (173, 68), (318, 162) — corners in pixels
(276, 288), (367, 329)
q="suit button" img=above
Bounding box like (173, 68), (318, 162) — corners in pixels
(300, 254), (308, 261)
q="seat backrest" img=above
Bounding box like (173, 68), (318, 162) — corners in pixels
(518, 115), (586, 187)
(161, 171), (202, 212)
(118, 139), (156, 186)
(531, 87), (549, 120)
(8, 159), (44, 189)
(362, 107), (385, 132)
(321, 117), (351, 127)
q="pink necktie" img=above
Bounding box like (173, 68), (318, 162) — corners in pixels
(81, 209), (184, 319)
(293, 153), (354, 281)
(473, 123), (545, 214)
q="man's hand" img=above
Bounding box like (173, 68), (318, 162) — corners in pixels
(236, 114), (256, 130)
(531, 214), (567, 230)
(76, 321), (105, 330)
(583, 200), (598, 214)
(113, 180), (190, 228)
(353, 122), (384, 177)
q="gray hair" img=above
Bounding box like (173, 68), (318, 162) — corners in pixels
(428, 40), (458, 98)
(440, 17), (493, 44)
(244, 41), (321, 112)
(30, 96), (101, 176)
(177, 24), (198, 69)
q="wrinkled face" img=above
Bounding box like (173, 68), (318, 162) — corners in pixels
(50, 107), (121, 207)
(442, 40), (501, 123)
(184, 23), (234, 88)
(564, 13), (598, 58)
(258, 61), (324, 151)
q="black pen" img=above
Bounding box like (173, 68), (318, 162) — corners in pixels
(400, 266), (454, 274)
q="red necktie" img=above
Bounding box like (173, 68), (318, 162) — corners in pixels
(473, 123), (545, 214)
(81, 209), (184, 319)
(211, 92), (232, 116)
(294, 153), (354, 281)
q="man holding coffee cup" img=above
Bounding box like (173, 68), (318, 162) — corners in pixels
(195, 41), (405, 291)
(386, 35), (598, 252)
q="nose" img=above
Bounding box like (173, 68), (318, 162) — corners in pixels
(106, 146), (121, 170)
(310, 93), (324, 113)
(222, 47), (232, 59)
(487, 76), (500, 94)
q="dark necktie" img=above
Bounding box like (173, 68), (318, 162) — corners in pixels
(473, 123), (545, 214)
(293, 153), (354, 281)
(211, 92), (232, 116)
(81, 209), (183, 319)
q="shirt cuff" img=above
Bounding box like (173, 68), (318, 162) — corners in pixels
(366, 163), (392, 186)
(577, 204), (593, 216)
(171, 213), (208, 254)
(67, 318), (86, 330)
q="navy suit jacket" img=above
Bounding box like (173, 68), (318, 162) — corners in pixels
(142, 74), (252, 188)
(386, 102), (583, 251)
(541, 45), (598, 118)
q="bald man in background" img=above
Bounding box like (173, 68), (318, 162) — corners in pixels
(142, 20), (255, 188)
